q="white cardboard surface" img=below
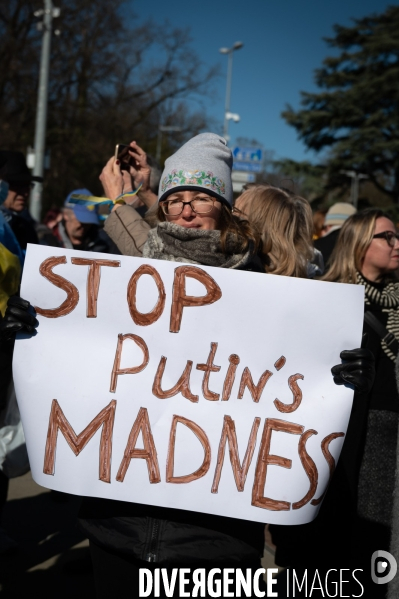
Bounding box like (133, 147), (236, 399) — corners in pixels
(13, 244), (364, 524)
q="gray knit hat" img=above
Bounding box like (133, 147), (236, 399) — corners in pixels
(158, 132), (233, 207)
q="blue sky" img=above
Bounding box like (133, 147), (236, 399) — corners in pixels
(137, 0), (394, 162)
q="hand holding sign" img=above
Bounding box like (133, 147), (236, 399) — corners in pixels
(13, 244), (364, 525)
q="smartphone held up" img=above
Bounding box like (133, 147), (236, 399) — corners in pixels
(114, 144), (131, 170)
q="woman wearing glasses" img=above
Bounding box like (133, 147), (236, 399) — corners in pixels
(69, 134), (373, 598)
(142, 188), (262, 271)
(79, 134), (268, 598)
(283, 209), (399, 597)
(324, 209), (399, 551)
(263, 210), (399, 597)
(100, 138), (262, 271)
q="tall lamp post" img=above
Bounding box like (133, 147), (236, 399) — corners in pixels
(340, 170), (368, 208)
(29, 0), (60, 221)
(219, 41), (243, 143)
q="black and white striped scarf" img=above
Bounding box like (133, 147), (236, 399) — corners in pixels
(357, 271), (399, 362)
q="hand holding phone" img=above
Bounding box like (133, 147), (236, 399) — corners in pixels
(113, 142), (156, 208)
(114, 144), (131, 170)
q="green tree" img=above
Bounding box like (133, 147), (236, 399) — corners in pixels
(282, 5), (399, 201)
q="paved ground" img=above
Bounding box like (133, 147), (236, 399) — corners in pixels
(1, 472), (278, 598)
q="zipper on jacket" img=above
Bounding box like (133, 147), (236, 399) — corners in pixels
(145, 518), (160, 562)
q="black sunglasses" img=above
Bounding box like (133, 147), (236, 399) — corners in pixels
(373, 231), (399, 248)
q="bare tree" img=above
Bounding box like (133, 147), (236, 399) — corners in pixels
(0, 0), (219, 213)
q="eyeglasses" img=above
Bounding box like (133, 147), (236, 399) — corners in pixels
(232, 206), (246, 218)
(160, 196), (216, 216)
(373, 231), (399, 248)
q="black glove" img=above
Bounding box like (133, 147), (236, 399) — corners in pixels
(0, 296), (39, 341)
(331, 334), (375, 395)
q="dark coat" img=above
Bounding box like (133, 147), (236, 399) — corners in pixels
(270, 308), (397, 571)
(314, 228), (340, 269)
(78, 498), (265, 564)
(78, 253), (265, 565)
(0, 208), (38, 250)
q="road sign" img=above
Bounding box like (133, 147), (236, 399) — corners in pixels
(232, 161), (262, 173)
(231, 171), (256, 183)
(232, 147), (263, 163)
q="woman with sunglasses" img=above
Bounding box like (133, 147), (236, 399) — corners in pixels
(271, 209), (399, 598)
(325, 209), (399, 566)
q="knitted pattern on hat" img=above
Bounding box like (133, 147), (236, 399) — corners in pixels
(158, 133), (233, 206)
(356, 270), (399, 361)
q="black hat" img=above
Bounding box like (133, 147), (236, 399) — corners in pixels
(0, 151), (43, 184)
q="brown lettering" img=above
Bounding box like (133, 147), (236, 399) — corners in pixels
(222, 354), (240, 401)
(211, 415), (260, 493)
(292, 429), (318, 509)
(152, 356), (198, 402)
(127, 264), (166, 326)
(274, 356), (286, 371)
(170, 266), (222, 333)
(274, 373), (304, 413)
(35, 256), (79, 318)
(311, 432), (345, 505)
(116, 407), (160, 483)
(43, 399), (116, 483)
(238, 367), (273, 403)
(196, 342), (221, 401)
(109, 334), (149, 393)
(252, 418), (304, 511)
(71, 258), (120, 318)
(166, 416), (211, 483)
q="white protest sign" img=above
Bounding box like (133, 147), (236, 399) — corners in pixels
(13, 244), (364, 524)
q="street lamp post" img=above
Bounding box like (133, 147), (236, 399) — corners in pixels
(219, 41), (243, 144)
(156, 126), (182, 164)
(340, 170), (368, 208)
(29, 0), (60, 221)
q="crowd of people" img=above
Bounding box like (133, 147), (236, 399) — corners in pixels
(0, 133), (398, 597)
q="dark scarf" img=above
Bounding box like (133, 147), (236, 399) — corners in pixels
(142, 222), (259, 270)
(357, 270), (399, 362)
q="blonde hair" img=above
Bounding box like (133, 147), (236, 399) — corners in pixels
(322, 208), (386, 283)
(236, 185), (314, 277)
